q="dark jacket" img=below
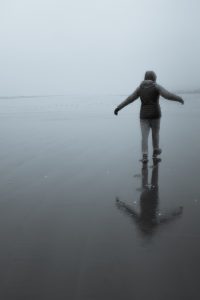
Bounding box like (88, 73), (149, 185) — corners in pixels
(116, 73), (183, 119)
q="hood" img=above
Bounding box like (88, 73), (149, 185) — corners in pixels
(144, 71), (157, 82)
(140, 79), (156, 89)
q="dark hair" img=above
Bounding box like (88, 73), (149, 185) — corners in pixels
(144, 71), (157, 82)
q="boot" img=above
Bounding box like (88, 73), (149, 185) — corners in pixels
(152, 148), (162, 159)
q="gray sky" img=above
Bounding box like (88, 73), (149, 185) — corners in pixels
(0, 0), (199, 95)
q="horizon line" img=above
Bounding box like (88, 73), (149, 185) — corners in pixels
(0, 89), (200, 99)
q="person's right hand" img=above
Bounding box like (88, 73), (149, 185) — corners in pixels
(179, 98), (184, 104)
(114, 108), (119, 115)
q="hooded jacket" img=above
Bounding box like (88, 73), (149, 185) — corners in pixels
(116, 71), (183, 119)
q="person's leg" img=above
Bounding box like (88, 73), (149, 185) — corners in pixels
(150, 118), (162, 156)
(140, 119), (150, 156)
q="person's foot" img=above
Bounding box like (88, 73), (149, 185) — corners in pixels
(140, 154), (148, 163)
(152, 148), (162, 158)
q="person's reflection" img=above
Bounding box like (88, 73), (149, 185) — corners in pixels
(116, 160), (183, 237)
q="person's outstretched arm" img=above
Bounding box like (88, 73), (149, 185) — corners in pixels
(114, 87), (140, 115)
(156, 84), (184, 104)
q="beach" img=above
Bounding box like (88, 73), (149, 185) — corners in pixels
(0, 94), (200, 299)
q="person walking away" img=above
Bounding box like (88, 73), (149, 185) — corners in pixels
(114, 71), (184, 163)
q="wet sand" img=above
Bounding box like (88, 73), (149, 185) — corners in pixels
(0, 94), (200, 299)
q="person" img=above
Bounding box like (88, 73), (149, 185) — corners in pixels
(114, 71), (184, 163)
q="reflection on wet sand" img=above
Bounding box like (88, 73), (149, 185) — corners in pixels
(116, 160), (183, 238)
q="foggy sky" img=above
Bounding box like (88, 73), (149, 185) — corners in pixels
(0, 0), (199, 95)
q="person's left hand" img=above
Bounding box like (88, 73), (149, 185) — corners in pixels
(114, 108), (119, 115)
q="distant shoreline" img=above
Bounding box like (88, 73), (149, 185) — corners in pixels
(175, 90), (200, 94)
(0, 91), (200, 100)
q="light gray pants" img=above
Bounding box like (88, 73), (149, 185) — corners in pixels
(140, 118), (160, 155)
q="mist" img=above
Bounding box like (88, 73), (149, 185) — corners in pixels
(0, 0), (199, 95)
